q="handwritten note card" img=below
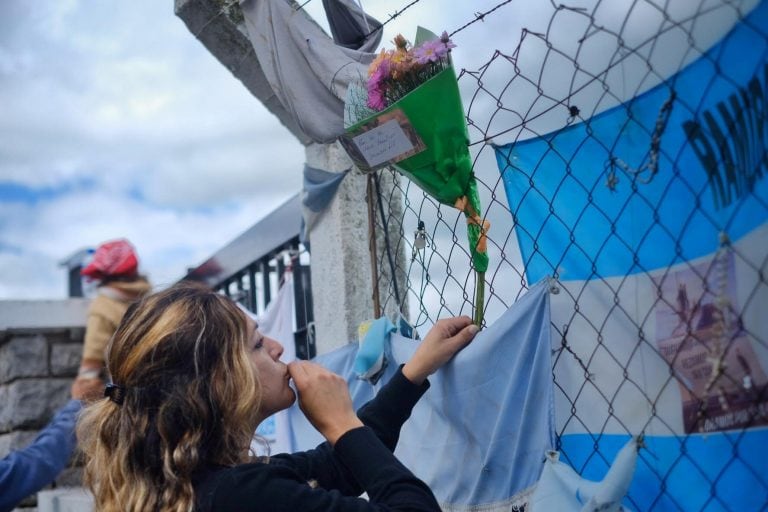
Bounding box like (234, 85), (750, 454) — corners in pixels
(352, 119), (415, 168)
(339, 108), (426, 172)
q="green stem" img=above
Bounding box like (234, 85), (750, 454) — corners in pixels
(473, 271), (485, 327)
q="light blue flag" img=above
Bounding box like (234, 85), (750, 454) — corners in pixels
(495, 2), (767, 284)
(300, 165), (350, 246)
(289, 281), (555, 511)
(495, 3), (768, 511)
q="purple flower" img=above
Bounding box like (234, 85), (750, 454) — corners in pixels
(367, 85), (386, 110)
(439, 32), (457, 53)
(367, 64), (390, 110)
(413, 40), (444, 64)
(366, 60), (390, 95)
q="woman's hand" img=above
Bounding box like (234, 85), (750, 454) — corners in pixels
(288, 361), (364, 445)
(71, 376), (104, 402)
(402, 316), (479, 385)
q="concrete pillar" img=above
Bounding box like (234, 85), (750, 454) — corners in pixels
(305, 143), (408, 354)
(175, 0), (409, 355)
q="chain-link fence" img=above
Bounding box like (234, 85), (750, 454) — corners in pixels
(361, 0), (767, 510)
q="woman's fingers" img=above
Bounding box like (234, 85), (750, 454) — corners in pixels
(287, 361), (362, 444)
(288, 360), (323, 388)
(439, 315), (473, 336)
(446, 322), (479, 350)
(402, 316), (480, 385)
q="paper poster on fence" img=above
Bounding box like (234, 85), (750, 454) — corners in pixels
(653, 254), (768, 434)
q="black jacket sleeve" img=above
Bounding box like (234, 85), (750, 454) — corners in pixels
(356, 366), (430, 450)
(209, 426), (440, 512)
(270, 365), (429, 495)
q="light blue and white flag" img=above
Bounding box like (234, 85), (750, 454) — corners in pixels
(289, 281), (555, 511)
(496, 2), (768, 510)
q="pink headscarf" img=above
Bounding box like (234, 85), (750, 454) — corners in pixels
(81, 239), (139, 281)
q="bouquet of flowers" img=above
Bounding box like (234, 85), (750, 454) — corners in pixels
(343, 28), (490, 326)
(365, 32), (456, 111)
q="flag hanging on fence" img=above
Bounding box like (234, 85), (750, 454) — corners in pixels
(289, 281), (555, 511)
(495, 2), (768, 510)
(252, 272), (297, 456)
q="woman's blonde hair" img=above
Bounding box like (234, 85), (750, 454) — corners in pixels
(77, 282), (260, 512)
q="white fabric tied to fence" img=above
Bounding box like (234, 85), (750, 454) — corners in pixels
(250, 272), (297, 455)
(238, 0), (380, 143)
(289, 280), (557, 511)
(529, 437), (640, 512)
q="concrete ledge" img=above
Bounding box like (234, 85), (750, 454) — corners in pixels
(0, 299), (89, 332)
(37, 488), (93, 512)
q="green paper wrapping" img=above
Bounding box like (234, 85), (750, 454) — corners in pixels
(465, 179), (489, 273)
(347, 66), (473, 206)
(346, 62), (489, 323)
(389, 66), (473, 206)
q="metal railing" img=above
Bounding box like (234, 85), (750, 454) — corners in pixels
(182, 193), (315, 359)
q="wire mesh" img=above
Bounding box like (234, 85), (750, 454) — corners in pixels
(363, 0), (767, 509)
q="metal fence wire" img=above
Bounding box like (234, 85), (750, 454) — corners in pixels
(364, 0), (768, 510)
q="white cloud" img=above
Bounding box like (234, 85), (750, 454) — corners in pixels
(0, 0), (304, 299)
(0, 185), (297, 298)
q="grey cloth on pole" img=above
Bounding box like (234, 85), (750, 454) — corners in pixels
(322, 0), (382, 51)
(239, 0), (381, 144)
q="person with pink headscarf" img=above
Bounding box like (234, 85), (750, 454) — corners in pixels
(73, 239), (152, 396)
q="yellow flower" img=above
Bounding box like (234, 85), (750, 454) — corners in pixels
(390, 49), (407, 64)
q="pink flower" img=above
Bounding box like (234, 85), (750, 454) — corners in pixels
(367, 62), (390, 110)
(440, 31), (457, 51)
(413, 40), (444, 64)
(367, 85), (386, 110)
(359, 29), (457, 111)
(367, 60), (391, 95)
(367, 58), (391, 89)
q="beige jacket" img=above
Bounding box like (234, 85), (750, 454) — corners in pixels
(81, 278), (152, 364)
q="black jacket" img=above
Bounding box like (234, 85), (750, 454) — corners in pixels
(194, 367), (440, 511)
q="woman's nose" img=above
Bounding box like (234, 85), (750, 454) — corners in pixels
(264, 337), (284, 361)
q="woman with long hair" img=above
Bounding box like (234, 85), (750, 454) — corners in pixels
(77, 281), (478, 511)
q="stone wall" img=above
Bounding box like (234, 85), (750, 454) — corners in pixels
(0, 299), (89, 511)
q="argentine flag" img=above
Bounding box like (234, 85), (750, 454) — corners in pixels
(496, 1), (768, 510)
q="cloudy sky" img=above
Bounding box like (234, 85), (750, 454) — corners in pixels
(0, 0), (750, 300)
(0, 0), (306, 299)
(0, 0), (541, 300)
